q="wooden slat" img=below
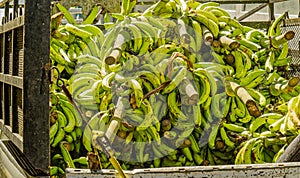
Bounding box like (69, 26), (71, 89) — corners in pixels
(23, 0), (50, 173)
(238, 3), (268, 21)
(283, 18), (300, 26)
(0, 73), (23, 89)
(0, 16), (24, 33)
(0, 0), (12, 7)
(0, 120), (23, 151)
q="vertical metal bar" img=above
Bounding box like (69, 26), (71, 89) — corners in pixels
(3, 2), (10, 127)
(11, 86), (18, 133)
(12, 0), (20, 134)
(299, 0), (300, 17)
(4, 84), (10, 126)
(12, 29), (18, 76)
(268, 2), (275, 21)
(4, 2), (9, 75)
(4, 2), (9, 23)
(14, 0), (19, 19)
(0, 34), (3, 73)
(23, 0), (50, 173)
(0, 82), (2, 120)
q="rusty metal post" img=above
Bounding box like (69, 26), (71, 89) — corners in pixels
(268, 2), (275, 21)
(23, 0), (51, 173)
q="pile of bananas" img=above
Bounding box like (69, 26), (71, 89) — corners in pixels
(49, 0), (300, 177)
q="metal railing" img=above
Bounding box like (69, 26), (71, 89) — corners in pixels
(0, 0), (50, 175)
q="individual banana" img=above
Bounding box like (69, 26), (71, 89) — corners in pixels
(240, 69), (266, 87)
(190, 18), (203, 56)
(56, 3), (76, 25)
(265, 50), (275, 72)
(167, 90), (187, 120)
(125, 23), (143, 54)
(65, 23), (93, 39)
(50, 121), (59, 143)
(162, 67), (187, 94)
(73, 156), (88, 166)
(222, 123), (247, 133)
(220, 127), (235, 148)
(190, 13), (219, 38)
(246, 88), (267, 107)
(211, 92), (226, 118)
(60, 141), (76, 168)
(197, 2), (220, 10)
(82, 5), (99, 24)
(189, 134), (200, 153)
(102, 72), (116, 90)
(60, 104), (76, 133)
(128, 79), (144, 108)
(233, 50), (247, 79)
(136, 70), (162, 89)
(235, 138), (256, 164)
(208, 123), (219, 150)
(76, 54), (102, 69)
(272, 144), (287, 163)
(193, 69), (211, 105)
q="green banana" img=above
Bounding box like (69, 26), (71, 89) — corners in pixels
(211, 92), (226, 118)
(240, 69), (265, 87)
(167, 90), (187, 120)
(222, 123), (247, 133)
(208, 123), (219, 150)
(189, 134), (200, 153)
(73, 156), (88, 166)
(50, 121), (59, 143)
(56, 3), (76, 25)
(136, 70), (161, 89)
(194, 70), (211, 105)
(60, 104), (76, 133)
(190, 18), (203, 57)
(125, 23), (143, 54)
(82, 5), (99, 25)
(181, 147), (193, 162)
(197, 2), (220, 10)
(128, 79), (144, 108)
(162, 67), (188, 94)
(102, 72), (116, 90)
(220, 127), (235, 148)
(233, 50), (247, 79)
(60, 141), (76, 168)
(190, 13), (219, 38)
(246, 88), (267, 107)
(65, 23), (93, 39)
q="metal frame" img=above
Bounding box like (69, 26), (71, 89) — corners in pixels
(198, 0), (288, 22)
(0, 0), (50, 174)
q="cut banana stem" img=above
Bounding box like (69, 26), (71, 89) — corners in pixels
(202, 25), (213, 45)
(211, 40), (221, 53)
(178, 18), (191, 44)
(105, 49), (121, 65)
(220, 36), (240, 50)
(272, 31), (295, 48)
(180, 78), (199, 105)
(230, 82), (261, 117)
(162, 119), (172, 131)
(105, 32), (128, 65)
(288, 77), (300, 87)
(225, 53), (235, 65)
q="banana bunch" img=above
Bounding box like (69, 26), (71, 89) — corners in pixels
(50, 2), (104, 78)
(49, 91), (87, 174)
(49, 0), (300, 176)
